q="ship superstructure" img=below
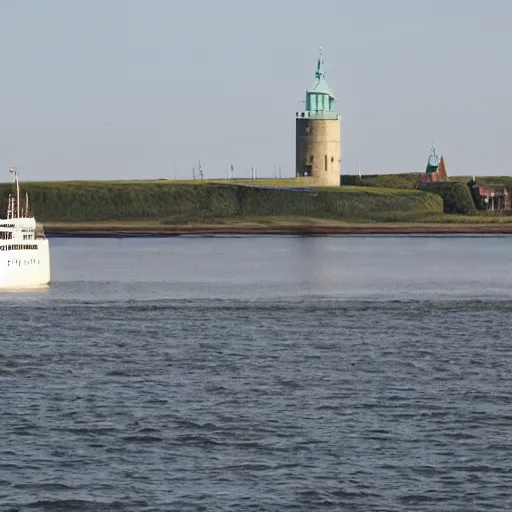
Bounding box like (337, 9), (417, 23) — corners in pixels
(0, 168), (50, 287)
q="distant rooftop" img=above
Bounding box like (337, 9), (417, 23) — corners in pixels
(425, 142), (439, 174)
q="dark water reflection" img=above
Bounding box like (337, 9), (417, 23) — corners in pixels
(1, 236), (512, 511)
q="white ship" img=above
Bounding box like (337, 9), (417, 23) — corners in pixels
(0, 168), (50, 288)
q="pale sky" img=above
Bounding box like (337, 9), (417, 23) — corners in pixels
(0, 0), (510, 181)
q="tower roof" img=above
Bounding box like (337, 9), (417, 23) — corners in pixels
(308, 47), (336, 100)
(437, 155), (449, 181)
(425, 142), (439, 173)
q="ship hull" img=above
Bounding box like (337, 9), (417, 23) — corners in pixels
(0, 239), (50, 288)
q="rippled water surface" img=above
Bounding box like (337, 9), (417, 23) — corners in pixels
(2, 236), (512, 511)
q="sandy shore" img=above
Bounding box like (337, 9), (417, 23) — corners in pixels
(43, 221), (512, 236)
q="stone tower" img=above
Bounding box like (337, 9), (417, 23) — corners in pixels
(296, 47), (341, 187)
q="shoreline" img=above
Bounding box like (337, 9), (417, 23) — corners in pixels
(43, 222), (512, 237)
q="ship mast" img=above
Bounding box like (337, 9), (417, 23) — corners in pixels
(9, 167), (20, 219)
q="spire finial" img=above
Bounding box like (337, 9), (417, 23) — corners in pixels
(429, 141), (438, 161)
(426, 141), (440, 173)
(316, 46), (325, 80)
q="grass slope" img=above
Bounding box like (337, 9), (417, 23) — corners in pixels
(0, 180), (443, 223)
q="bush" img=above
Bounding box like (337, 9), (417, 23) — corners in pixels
(418, 182), (476, 214)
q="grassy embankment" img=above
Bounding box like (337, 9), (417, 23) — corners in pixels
(0, 179), (444, 234)
(341, 173), (512, 189)
(341, 173), (478, 213)
(1, 176), (511, 234)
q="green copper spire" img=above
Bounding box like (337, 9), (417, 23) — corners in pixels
(305, 47), (337, 112)
(426, 142), (440, 174)
(315, 47), (326, 82)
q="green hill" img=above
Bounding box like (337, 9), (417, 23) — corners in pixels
(341, 173), (421, 189)
(0, 180), (443, 223)
(342, 173), (479, 214)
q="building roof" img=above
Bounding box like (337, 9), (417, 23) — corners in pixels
(307, 47), (337, 101)
(425, 142), (439, 174)
(437, 155), (449, 181)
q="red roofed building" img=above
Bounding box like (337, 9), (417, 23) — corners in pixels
(468, 179), (511, 211)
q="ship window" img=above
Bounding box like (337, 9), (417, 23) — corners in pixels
(3, 243), (38, 251)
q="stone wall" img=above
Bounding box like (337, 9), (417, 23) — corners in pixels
(296, 118), (341, 187)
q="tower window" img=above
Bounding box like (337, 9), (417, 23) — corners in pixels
(324, 155), (328, 171)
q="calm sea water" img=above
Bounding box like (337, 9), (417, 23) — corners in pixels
(2, 235), (512, 511)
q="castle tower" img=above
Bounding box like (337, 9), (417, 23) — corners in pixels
(296, 47), (341, 186)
